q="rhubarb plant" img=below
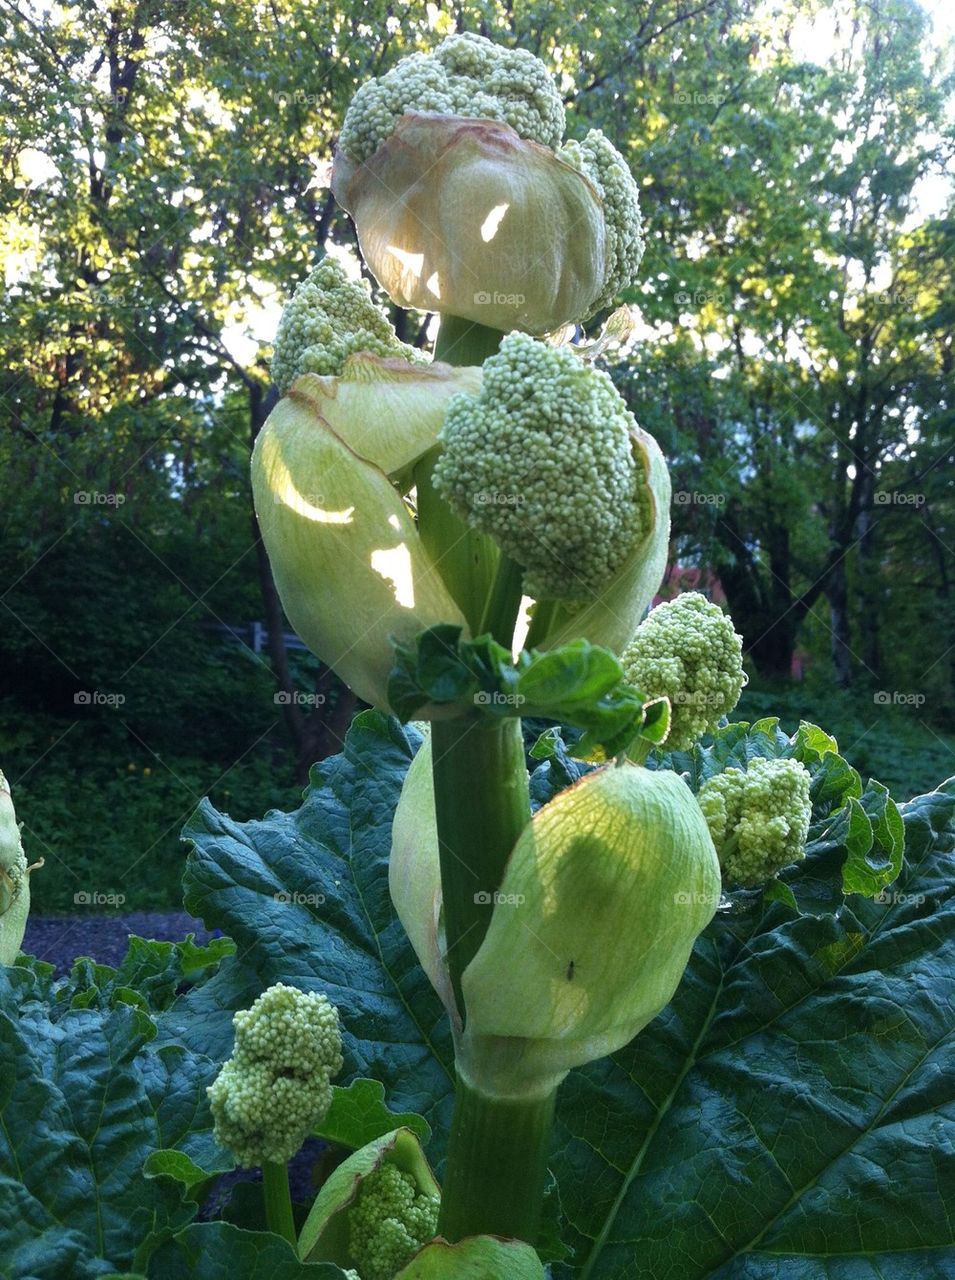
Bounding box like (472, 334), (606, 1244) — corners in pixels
(1, 30), (954, 1280)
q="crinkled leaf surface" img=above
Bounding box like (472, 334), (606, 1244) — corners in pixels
(551, 778), (955, 1278)
(165, 711), (455, 1148)
(317, 1077), (430, 1149)
(147, 1222), (346, 1279)
(0, 938), (235, 1277)
(0, 957), (225, 1279)
(660, 718), (905, 912)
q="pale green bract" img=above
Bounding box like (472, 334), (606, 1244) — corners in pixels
(347, 1162), (440, 1280)
(271, 258), (422, 395)
(622, 592), (746, 750)
(207, 982), (343, 1167)
(698, 755), (813, 887)
(433, 333), (648, 601)
(339, 32), (565, 165)
(0, 768), (31, 965)
(558, 129), (645, 314)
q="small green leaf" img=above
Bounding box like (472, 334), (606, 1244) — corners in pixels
(317, 1078), (430, 1149)
(143, 1149), (212, 1196)
(516, 640), (622, 707)
(844, 779), (906, 896)
(763, 878), (798, 910)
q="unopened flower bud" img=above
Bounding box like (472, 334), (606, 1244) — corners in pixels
(332, 114), (608, 335)
(252, 358), (480, 710)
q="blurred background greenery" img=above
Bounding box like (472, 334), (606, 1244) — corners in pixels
(1, 0), (952, 913)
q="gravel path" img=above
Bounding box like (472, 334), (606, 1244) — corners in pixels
(23, 910), (220, 975)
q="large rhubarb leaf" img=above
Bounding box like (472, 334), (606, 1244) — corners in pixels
(0, 952), (228, 1279)
(551, 778), (955, 1278)
(164, 712), (455, 1149)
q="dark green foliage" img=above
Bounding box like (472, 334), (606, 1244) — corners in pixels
(2, 714), (954, 1276)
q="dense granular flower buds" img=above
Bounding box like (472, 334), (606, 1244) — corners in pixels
(208, 983), (343, 1167)
(271, 257), (424, 395)
(622, 593), (747, 749)
(698, 755), (812, 887)
(459, 763), (720, 1091)
(557, 129), (645, 314)
(0, 770), (33, 966)
(332, 114), (608, 336)
(252, 358), (480, 710)
(338, 32), (565, 165)
(431, 333), (671, 653)
(299, 1128), (440, 1274)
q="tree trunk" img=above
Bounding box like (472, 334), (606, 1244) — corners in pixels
(855, 499), (881, 680)
(295, 666), (357, 785)
(713, 506), (798, 679)
(827, 559), (853, 689)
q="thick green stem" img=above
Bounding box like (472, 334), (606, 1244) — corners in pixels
(426, 313), (554, 1246)
(524, 598), (559, 651)
(437, 1074), (557, 1244)
(430, 715), (530, 1016)
(414, 314), (506, 632)
(262, 1159), (296, 1245)
(478, 551), (524, 646)
(415, 447), (497, 635)
(433, 313), (504, 366)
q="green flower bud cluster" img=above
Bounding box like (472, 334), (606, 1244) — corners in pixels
(348, 1162), (440, 1280)
(557, 129), (645, 314)
(433, 333), (648, 600)
(339, 32), (565, 165)
(271, 257), (422, 395)
(698, 756), (812, 887)
(333, 33), (645, 333)
(622, 593), (747, 750)
(208, 982), (343, 1167)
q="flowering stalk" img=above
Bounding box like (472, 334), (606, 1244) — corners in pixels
(413, 316), (552, 1242)
(255, 33), (740, 1259)
(262, 1160), (296, 1245)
